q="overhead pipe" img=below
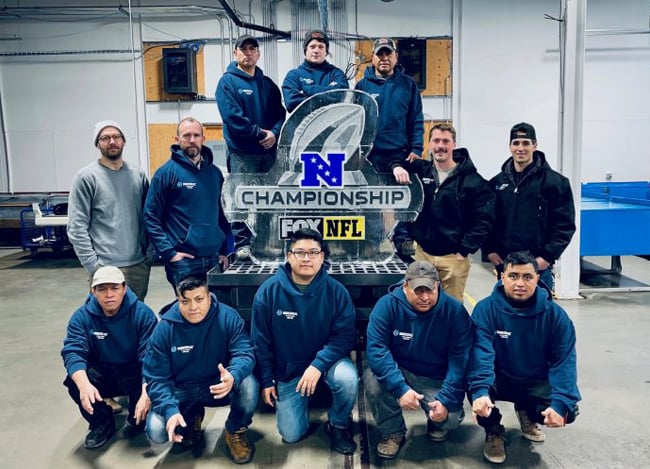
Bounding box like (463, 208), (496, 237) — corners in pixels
(215, 0), (290, 39)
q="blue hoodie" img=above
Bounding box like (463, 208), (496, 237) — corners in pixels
(143, 293), (255, 421)
(468, 282), (581, 418)
(250, 263), (356, 388)
(282, 60), (349, 112)
(61, 288), (157, 376)
(144, 145), (231, 262)
(354, 64), (424, 171)
(216, 61), (286, 155)
(366, 283), (472, 411)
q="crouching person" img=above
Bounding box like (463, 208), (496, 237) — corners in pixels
(364, 260), (473, 460)
(468, 251), (580, 464)
(143, 276), (258, 464)
(61, 266), (158, 449)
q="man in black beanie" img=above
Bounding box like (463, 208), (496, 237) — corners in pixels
(282, 29), (349, 113)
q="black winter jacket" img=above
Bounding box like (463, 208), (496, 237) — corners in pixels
(394, 148), (495, 257)
(483, 151), (576, 264)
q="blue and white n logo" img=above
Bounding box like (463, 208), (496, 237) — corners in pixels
(300, 152), (345, 187)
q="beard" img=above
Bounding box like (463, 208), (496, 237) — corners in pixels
(100, 147), (123, 160)
(183, 146), (200, 159)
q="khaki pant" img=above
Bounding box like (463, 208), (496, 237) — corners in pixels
(414, 245), (470, 303)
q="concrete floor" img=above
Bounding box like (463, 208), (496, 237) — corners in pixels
(1, 248), (649, 469)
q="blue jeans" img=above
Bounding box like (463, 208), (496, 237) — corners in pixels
(363, 367), (464, 438)
(164, 255), (221, 291)
(146, 374), (259, 444)
(275, 358), (358, 443)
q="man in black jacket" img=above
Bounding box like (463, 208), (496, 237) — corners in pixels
(483, 122), (576, 292)
(392, 123), (495, 302)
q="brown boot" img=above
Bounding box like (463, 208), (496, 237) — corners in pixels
(516, 410), (545, 442)
(483, 424), (506, 464)
(225, 427), (255, 464)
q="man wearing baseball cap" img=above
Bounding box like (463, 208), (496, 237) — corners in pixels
(355, 37), (424, 185)
(363, 260), (472, 460)
(483, 122), (576, 292)
(282, 29), (349, 113)
(67, 120), (151, 301)
(61, 266), (158, 449)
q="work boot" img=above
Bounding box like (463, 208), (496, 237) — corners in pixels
(426, 420), (448, 442)
(483, 424), (506, 464)
(84, 421), (116, 449)
(376, 434), (405, 459)
(517, 410), (545, 442)
(225, 427), (255, 464)
(105, 397), (122, 414)
(324, 421), (356, 455)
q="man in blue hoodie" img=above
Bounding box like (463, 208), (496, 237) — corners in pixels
(364, 260), (473, 460)
(250, 228), (358, 455)
(355, 37), (424, 184)
(144, 117), (231, 291)
(282, 30), (349, 113)
(468, 251), (580, 464)
(143, 276), (258, 464)
(216, 34), (286, 258)
(61, 266), (158, 449)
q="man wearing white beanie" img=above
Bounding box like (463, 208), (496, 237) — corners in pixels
(67, 120), (151, 302)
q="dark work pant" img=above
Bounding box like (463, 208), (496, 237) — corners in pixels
(63, 363), (143, 429)
(164, 255), (221, 292)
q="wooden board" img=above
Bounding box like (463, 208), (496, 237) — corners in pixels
(143, 42), (206, 102)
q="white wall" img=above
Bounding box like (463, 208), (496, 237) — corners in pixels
(0, 0), (648, 191)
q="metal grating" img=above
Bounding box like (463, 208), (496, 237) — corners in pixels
(222, 260), (407, 275)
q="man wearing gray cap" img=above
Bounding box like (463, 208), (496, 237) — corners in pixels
(61, 266), (158, 450)
(364, 260), (473, 460)
(67, 120), (151, 300)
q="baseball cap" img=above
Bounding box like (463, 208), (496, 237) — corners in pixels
(373, 37), (397, 54)
(91, 266), (125, 288)
(235, 34), (259, 49)
(93, 120), (125, 146)
(510, 122), (537, 142)
(303, 29), (329, 52)
(404, 260), (439, 290)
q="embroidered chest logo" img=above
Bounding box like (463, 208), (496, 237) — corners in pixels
(496, 330), (512, 339)
(92, 331), (108, 340)
(393, 329), (413, 341)
(171, 345), (194, 353)
(276, 309), (298, 319)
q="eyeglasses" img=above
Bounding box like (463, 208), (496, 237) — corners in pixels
(288, 249), (322, 259)
(432, 138), (452, 145)
(98, 135), (123, 143)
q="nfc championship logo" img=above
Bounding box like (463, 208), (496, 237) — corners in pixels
(300, 152), (345, 187)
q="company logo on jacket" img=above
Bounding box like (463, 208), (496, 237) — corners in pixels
(496, 183), (509, 191)
(275, 309), (298, 319)
(171, 345), (195, 353)
(496, 330), (511, 339)
(393, 329), (413, 341)
(238, 88), (254, 96)
(300, 77), (315, 85)
(92, 331), (109, 340)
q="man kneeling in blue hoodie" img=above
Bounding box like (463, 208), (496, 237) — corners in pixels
(364, 260), (473, 460)
(61, 266), (158, 450)
(143, 276), (258, 464)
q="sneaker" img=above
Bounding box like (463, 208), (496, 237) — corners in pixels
(376, 434), (405, 460)
(324, 421), (356, 455)
(84, 422), (116, 449)
(483, 425), (506, 464)
(105, 397), (122, 414)
(225, 427), (255, 464)
(236, 246), (251, 260)
(426, 420), (448, 442)
(517, 410), (545, 442)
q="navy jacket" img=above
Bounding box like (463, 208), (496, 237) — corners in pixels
(216, 61), (286, 155)
(484, 150), (576, 264)
(282, 60), (349, 112)
(143, 294), (255, 420)
(366, 283), (473, 411)
(144, 145), (230, 262)
(468, 282), (581, 418)
(355, 64), (424, 171)
(61, 288), (157, 376)
(250, 263), (356, 388)
(394, 148), (495, 256)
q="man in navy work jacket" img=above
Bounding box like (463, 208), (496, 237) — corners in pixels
(61, 266), (157, 450)
(364, 260), (473, 460)
(143, 276), (258, 464)
(250, 228), (358, 455)
(468, 250), (580, 464)
(144, 117), (231, 291)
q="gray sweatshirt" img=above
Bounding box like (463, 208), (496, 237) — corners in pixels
(67, 160), (149, 273)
